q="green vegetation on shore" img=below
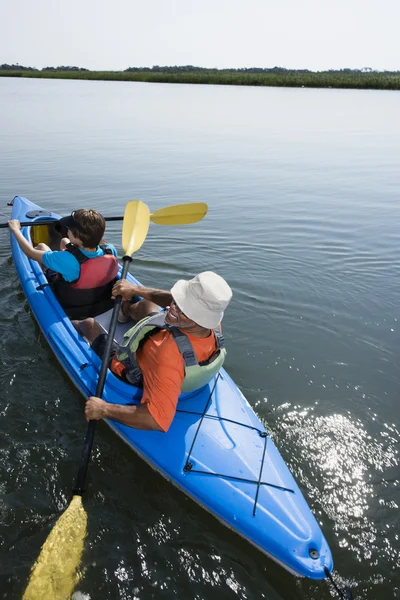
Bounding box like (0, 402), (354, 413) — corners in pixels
(1, 64), (400, 90)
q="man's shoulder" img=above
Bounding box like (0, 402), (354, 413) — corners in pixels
(138, 328), (182, 373)
(145, 328), (182, 358)
(154, 328), (180, 346)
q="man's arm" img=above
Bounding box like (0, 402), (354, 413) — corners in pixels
(112, 280), (172, 308)
(85, 396), (163, 431)
(8, 220), (45, 263)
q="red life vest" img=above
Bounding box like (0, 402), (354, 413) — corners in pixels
(51, 244), (119, 319)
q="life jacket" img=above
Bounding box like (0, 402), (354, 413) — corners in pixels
(113, 312), (226, 393)
(51, 243), (119, 319)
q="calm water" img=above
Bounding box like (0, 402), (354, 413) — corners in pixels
(0, 78), (399, 600)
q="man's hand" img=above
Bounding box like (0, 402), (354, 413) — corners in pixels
(85, 396), (108, 420)
(8, 219), (21, 234)
(85, 396), (163, 431)
(112, 280), (142, 300)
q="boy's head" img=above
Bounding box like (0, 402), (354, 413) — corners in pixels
(58, 209), (106, 248)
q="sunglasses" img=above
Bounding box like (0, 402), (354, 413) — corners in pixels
(171, 298), (187, 317)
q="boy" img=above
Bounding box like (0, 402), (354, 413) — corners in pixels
(9, 208), (119, 319)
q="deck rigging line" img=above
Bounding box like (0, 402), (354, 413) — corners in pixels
(177, 378), (355, 598)
(177, 374), (294, 515)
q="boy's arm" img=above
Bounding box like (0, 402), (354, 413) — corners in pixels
(8, 220), (46, 264)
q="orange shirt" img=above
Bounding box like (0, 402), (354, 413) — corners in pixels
(136, 329), (217, 432)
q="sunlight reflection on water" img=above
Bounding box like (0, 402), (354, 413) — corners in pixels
(271, 404), (400, 582)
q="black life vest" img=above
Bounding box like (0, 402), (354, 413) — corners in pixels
(51, 244), (119, 319)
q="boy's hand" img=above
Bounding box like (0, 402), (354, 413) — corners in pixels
(112, 280), (141, 300)
(8, 219), (21, 233)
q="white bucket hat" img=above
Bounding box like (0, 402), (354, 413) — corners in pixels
(170, 271), (232, 329)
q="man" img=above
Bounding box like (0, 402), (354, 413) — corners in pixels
(74, 271), (232, 432)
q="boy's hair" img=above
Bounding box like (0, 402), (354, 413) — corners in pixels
(69, 209), (106, 248)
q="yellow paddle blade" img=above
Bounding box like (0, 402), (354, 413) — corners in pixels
(122, 200), (150, 256)
(150, 202), (208, 225)
(22, 496), (87, 600)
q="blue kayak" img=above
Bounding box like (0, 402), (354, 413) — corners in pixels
(9, 195), (333, 580)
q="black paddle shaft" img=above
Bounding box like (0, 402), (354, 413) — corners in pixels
(0, 216), (124, 229)
(73, 256), (132, 496)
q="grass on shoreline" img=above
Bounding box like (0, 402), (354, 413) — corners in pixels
(1, 69), (400, 90)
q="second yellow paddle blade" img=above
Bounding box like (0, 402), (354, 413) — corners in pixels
(22, 495), (87, 600)
(150, 202), (208, 225)
(122, 200), (150, 256)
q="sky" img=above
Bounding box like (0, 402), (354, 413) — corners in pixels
(0, 0), (399, 72)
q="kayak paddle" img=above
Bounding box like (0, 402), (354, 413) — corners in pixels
(149, 202), (207, 225)
(1, 202), (208, 228)
(22, 200), (150, 600)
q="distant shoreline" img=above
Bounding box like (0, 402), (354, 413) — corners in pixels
(1, 69), (400, 90)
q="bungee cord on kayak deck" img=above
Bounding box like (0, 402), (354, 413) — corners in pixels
(177, 373), (295, 517)
(177, 373), (356, 599)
